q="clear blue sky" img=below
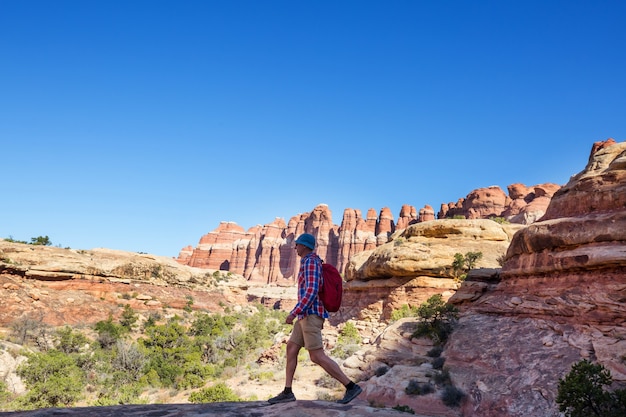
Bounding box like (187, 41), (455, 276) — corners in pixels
(2, 1), (625, 257)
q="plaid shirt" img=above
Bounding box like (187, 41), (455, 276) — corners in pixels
(290, 252), (328, 319)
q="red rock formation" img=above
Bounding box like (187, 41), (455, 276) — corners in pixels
(375, 207), (395, 245)
(178, 184), (560, 283)
(418, 204), (435, 222)
(446, 139), (626, 417)
(438, 182), (562, 223)
(396, 204), (417, 230)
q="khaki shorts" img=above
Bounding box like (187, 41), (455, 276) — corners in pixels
(289, 314), (324, 351)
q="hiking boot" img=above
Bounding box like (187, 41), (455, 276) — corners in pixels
(337, 384), (362, 404)
(268, 391), (296, 404)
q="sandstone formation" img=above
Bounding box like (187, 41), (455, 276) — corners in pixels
(446, 138), (626, 417)
(178, 181), (557, 286)
(438, 182), (560, 223)
(0, 242), (252, 328)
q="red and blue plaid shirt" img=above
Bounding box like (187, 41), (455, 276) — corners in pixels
(290, 252), (328, 319)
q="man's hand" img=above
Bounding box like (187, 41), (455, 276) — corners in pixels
(286, 313), (295, 324)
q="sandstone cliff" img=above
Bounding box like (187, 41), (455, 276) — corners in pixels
(446, 138), (626, 417)
(177, 182), (559, 285)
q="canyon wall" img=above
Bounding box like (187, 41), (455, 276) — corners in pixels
(445, 138), (626, 417)
(177, 185), (559, 285)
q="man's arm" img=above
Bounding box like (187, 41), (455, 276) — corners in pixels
(289, 257), (321, 319)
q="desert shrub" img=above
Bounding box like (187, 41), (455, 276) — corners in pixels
(489, 216), (509, 224)
(427, 346), (443, 358)
(316, 391), (335, 401)
(441, 385), (465, 407)
(331, 321), (361, 359)
(316, 373), (341, 389)
(10, 315), (51, 348)
(188, 312), (237, 338)
(112, 340), (145, 381)
(433, 368), (452, 386)
(392, 404), (415, 413)
(375, 365), (389, 377)
(405, 379), (435, 396)
(4, 236), (28, 244)
(390, 304), (418, 322)
(55, 326), (89, 354)
(556, 359), (626, 417)
(0, 381), (15, 410)
(140, 318), (207, 389)
(451, 251), (483, 281)
(432, 357), (445, 370)
(412, 295), (458, 345)
(184, 296), (194, 313)
(17, 349), (85, 409)
(30, 236), (52, 246)
(119, 304), (138, 331)
(94, 315), (127, 349)
(188, 382), (241, 403)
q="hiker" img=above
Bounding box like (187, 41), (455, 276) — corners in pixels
(268, 233), (362, 404)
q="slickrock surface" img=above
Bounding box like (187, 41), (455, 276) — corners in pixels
(0, 400), (423, 417)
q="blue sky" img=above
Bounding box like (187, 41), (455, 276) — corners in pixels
(2, 1), (625, 257)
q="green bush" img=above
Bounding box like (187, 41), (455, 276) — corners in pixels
(451, 251), (483, 281)
(331, 321), (361, 359)
(432, 368), (451, 386)
(432, 357), (445, 370)
(426, 346), (443, 358)
(489, 216), (509, 224)
(392, 404), (415, 413)
(375, 365), (389, 377)
(556, 359), (626, 417)
(390, 304), (419, 322)
(30, 236), (52, 246)
(412, 295), (458, 345)
(55, 326), (89, 354)
(405, 379), (434, 396)
(8, 305), (291, 407)
(119, 304), (138, 331)
(17, 349), (85, 408)
(95, 315), (126, 349)
(188, 382), (241, 403)
(0, 381), (15, 410)
(441, 385), (465, 407)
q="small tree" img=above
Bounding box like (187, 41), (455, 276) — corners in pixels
(94, 315), (125, 349)
(451, 251), (483, 281)
(17, 350), (85, 408)
(30, 236), (52, 246)
(119, 304), (138, 331)
(55, 326), (89, 354)
(412, 295), (458, 345)
(557, 359), (626, 416)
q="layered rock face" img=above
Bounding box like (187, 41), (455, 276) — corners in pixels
(330, 219), (523, 326)
(0, 243), (251, 328)
(178, 182), (557, 284)
(446, 139), (626, 417)
(438, 182), (560, 223)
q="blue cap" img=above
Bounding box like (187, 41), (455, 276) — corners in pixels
(295, 233), (316, 250)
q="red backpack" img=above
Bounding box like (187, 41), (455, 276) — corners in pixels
(319, 263), (343, 312)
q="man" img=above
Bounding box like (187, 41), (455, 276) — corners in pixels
(268, 233), (362, 405)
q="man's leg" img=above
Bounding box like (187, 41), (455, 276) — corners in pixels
(308, 348), (350, 385)
(285, 340), (301, 388)
(308, 348), (363, 403)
